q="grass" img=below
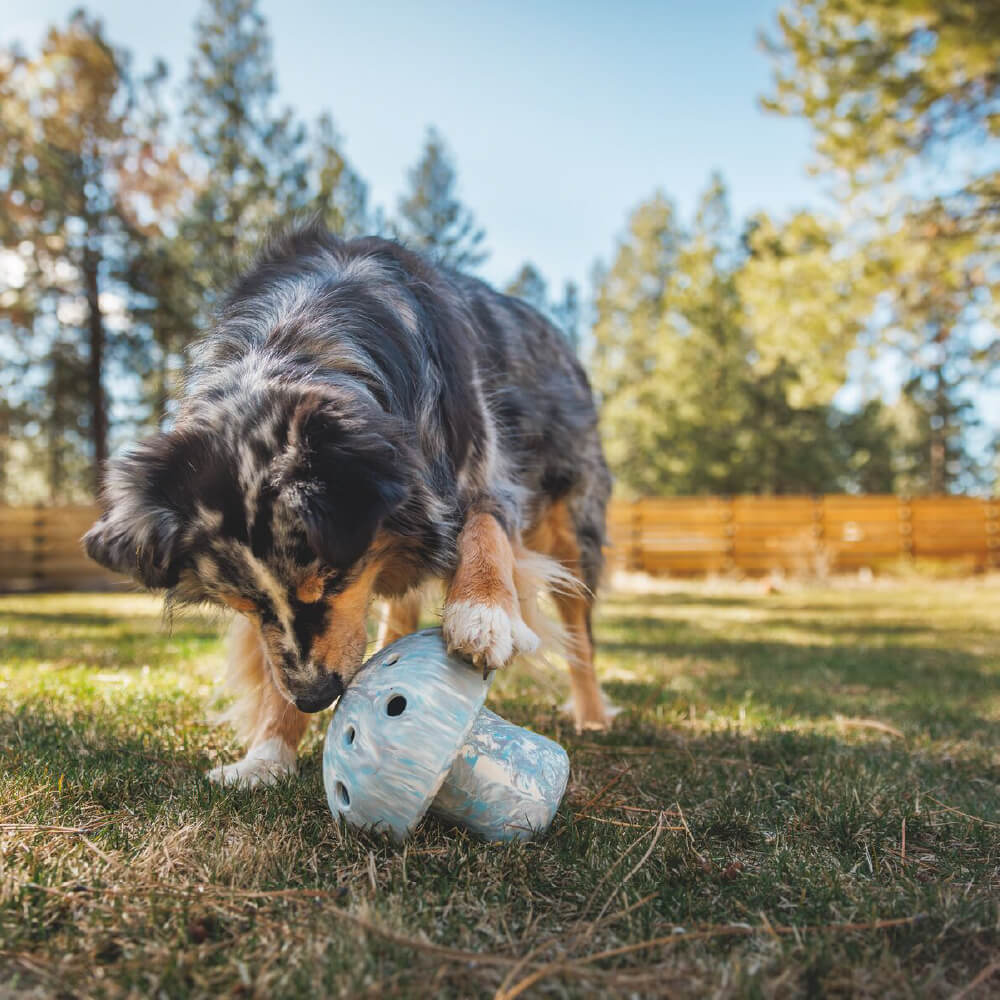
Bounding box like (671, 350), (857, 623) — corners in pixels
(1, 578), (999, 998)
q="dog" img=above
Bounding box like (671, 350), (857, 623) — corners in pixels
(84, 223), (613, 787)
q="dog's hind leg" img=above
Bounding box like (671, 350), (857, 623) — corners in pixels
(377, 589), (423, 648)
(553, 588), (609, 732)
(525, 499), (612, 732)
(207, 616), (310, 789)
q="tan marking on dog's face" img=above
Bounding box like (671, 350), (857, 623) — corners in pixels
(295, 574), (325, 604)
(308, 560), (381, 686)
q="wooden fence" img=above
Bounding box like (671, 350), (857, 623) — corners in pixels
(1, 496), (998, 591)
(607, 495), (1000, 576)
(0, 506), (123, 592)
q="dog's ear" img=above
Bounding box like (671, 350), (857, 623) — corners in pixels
(83, 432), (199, 589)
(283, 396), (411, 569)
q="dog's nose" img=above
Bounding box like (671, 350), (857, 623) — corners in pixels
(294, 673), (344, 713)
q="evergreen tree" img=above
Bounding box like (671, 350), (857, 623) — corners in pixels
(762, 0), (999, 192)
(118, 61), (199, 429)
(763, 0), (1000, 491)
(0, 3), (372, 498)
(183, 0), (309, 300)
(397, 127), (487, 271)
(591, 187), (737, 493)
(591, 192), (679, 416)
(505, 263), (549, 314)
(589, 177), (898, 495)
(875, 203), (989, 492)
(0, 12), (137, 494)
(310, 112), (369, 238)
(552, 281), (581, 354)
(505, 264), (582, 354)
(738, 210), (867, 408)
(183, 0), (370, 305)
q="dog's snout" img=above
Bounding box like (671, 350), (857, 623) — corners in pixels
(293, 672), (344, 713)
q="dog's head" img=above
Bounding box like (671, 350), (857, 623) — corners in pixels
(84, 388), (411, 711)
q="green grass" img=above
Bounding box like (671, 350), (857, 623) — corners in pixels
(2, 580), (999, 998)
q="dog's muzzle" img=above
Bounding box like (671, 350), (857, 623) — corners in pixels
(293, 673), (345, 713)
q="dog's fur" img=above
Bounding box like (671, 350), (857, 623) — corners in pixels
(84, 224), (613, 786)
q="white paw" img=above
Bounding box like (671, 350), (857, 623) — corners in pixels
(206, 738), (297, 789)
(559, 694), (624, 718)
(560, 694), (624, 733)
(442, 600), (539, 671)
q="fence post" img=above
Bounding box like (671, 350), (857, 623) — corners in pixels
(813, 495), (826, 574)
(629, 500), (643, 573)
(987, 497), (999, 571)
(32, 501), (45, 591)
(899, 495), (913, 563)
(724, 496), (736, 573)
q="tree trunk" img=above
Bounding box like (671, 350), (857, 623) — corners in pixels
(929, 357), (947, 495)
(83, 245), (107, 494)
(155, 340), (170, 430)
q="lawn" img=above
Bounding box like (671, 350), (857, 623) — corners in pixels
(1, 579), (999, 998)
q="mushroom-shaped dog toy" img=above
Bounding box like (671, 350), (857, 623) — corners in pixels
(322, 628), (570, 842)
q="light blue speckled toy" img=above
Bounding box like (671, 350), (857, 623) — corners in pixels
(322, 628), (570, 842)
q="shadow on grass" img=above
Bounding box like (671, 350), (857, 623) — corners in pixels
(0, 604), (223, 667)
(6, 586), (999, 787)
(0, 633), (221, 670)
(594, 597), (1000, 739)
(2, 706), (201, 811)
(604, 592), (773, 609)
(6, 694), (992, 830)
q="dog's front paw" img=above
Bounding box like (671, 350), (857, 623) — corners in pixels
(206, 738), (297, 789)
(442, 600), (539, 672)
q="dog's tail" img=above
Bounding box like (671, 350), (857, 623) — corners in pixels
(511, 544), (585, 667)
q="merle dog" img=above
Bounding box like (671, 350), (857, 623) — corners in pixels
(85, 224), (613, 786)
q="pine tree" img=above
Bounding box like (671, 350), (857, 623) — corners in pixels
(183, 0), (370, 304)
(506, 264), (582, 354)
(737, 209), (867, 409)
(0, 12), (137, 495)
(118, 61), (199, 429)
(762, 0), (999, 192)
(310, 112), (369, 237)
(763, 0), (1000, 491)
(183, 0), (309, 300)
(397, 127), (487, 271)
(589, 177), (898, 495)
(0, 2), (376, 497)
(505, 263), (549, 314)
(873, 202), (989, 492)
(552, 281), (581, 354)
(591, 192), (679, 416)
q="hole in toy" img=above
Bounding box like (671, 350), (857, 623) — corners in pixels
(344, 726), (356, 746)
(386, 695), (407, 717)
(384, 654), (400, 666)
(335, 781), (350, 808)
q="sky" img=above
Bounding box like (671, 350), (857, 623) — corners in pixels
(3, 0), (825, 295)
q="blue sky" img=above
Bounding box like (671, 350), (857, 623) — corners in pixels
(4, 0), (823, 293)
